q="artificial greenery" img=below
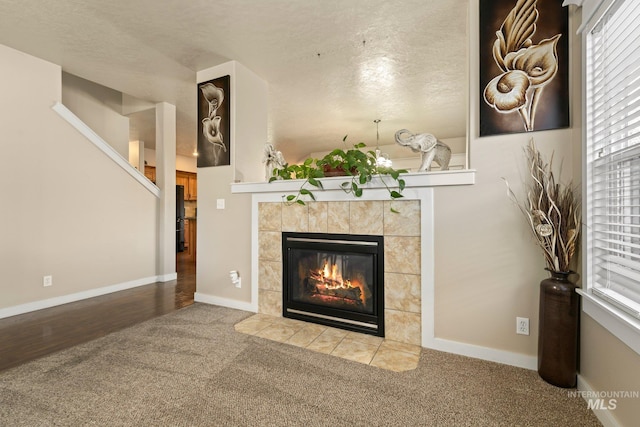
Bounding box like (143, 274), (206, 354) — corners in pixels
(269, 137), (408, 211)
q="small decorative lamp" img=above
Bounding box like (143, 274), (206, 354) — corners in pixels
(373, 119), (392, 168)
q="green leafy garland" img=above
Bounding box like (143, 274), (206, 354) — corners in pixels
(270, 138), (407, 212)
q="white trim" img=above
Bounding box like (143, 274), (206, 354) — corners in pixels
(157, 272), (178, 282)
(421, 189), (436, 352)
(426, 337), (538, 370)
(194, 292), (257, 313)
(577, 375), (622, 427)
(0, 275), (164, 320)
(576, 0), (615, 34)
(578, 289), (640, 355)
(51, 102), (161, 198)
(251, 194), (262, 314)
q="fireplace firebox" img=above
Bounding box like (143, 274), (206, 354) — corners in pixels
(282, 232), (384, 336)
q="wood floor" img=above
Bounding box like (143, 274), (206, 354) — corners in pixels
(0, 252), (195, 372)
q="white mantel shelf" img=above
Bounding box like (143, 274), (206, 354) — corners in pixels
(231, 170), (476, 195)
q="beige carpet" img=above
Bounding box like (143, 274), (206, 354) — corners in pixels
(0, 303), (600, 426)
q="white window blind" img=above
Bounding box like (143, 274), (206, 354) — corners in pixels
(587, 0), (640, 319)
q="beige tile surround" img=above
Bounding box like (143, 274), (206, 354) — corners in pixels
(235, 313), (421, 372)
(257, 200), (422, 346)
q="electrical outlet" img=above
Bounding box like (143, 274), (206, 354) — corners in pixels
(230, 270), (241, 288)
(516, 317), (529, 335)
(43, 275), (53, 287)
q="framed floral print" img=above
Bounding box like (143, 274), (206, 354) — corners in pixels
(197, 75), (231, 167)
(479, 0), (569, 137)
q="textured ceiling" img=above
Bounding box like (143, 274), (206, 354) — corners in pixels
(0, 0), (468, 161)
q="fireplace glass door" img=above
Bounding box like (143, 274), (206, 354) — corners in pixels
(282, 232), (384, 336)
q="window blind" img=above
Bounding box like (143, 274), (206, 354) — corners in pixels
(587, 0), (640, 319)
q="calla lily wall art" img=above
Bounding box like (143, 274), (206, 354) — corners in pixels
(197, 75), (231, 167)
(479, 0), (569, 137)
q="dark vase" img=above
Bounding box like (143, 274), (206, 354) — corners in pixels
(538, 270), (580, 388)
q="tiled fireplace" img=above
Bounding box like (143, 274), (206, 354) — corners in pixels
(257, 200), (422, 346)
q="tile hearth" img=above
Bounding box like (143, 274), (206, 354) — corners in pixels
(235, 313), (421, 372)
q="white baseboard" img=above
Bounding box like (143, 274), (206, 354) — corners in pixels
(424, 337), (538, 370)
(194, 292), (257, 313)
(0, 275), (164, 320)
(157, 272), (178, 282)
(577, 375), (621, 427)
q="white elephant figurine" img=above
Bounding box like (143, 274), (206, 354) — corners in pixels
(394, 129), (451, 171)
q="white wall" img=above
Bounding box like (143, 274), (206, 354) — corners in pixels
(429, 0), (579, 360)
(122, 93), (155, 116)
(195, 61), (268, 309)
(176, 155), (197, 173)
(144, 148), (197, 173)
(0, 43), (158, 312)
(61, 72), (130, 158)
(233, 62), (269, 183)
(434, 131), (574, 355)
(129, 141), (144, 171)
(155, 102), (177, 280)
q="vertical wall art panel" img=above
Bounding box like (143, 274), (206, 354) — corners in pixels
(197, 75), (231, 167)
(479, 0), (569, 137)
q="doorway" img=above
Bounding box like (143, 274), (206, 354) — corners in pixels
(176, 170), (197, 307)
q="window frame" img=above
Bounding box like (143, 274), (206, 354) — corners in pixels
(580, 0), (640, 356)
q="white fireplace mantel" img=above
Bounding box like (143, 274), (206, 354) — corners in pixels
(231, 170), (476, 196)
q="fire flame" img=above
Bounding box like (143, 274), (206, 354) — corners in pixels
(317, 261), (364, 303)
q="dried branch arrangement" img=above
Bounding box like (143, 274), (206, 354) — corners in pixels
(504, 140), (581, 273)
